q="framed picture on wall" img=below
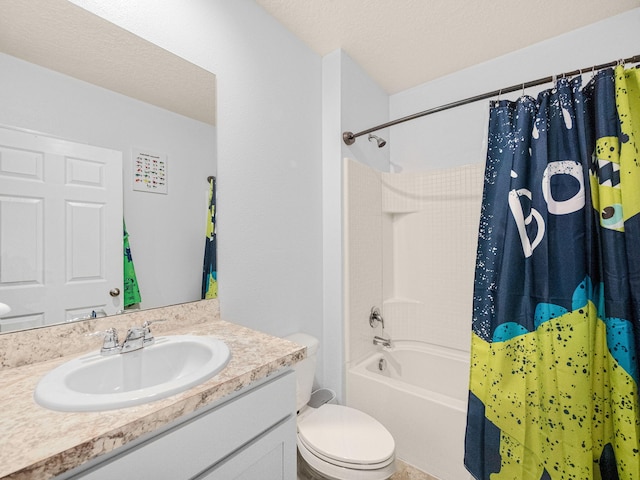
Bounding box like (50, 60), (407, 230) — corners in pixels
(132, 148), (168, 194)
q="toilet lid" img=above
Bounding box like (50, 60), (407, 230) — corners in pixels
(298, 404), (395, 466)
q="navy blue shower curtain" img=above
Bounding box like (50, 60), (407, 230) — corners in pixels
(202, 176), (217, 299)
(465, 66), (640, 479)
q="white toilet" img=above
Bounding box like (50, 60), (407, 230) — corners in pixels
(286, 333), (396, 480)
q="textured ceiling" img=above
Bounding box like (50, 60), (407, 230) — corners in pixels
(2, 1), (638, 123)
(255, 0), (640, 94)
(0, 0), (216, 125)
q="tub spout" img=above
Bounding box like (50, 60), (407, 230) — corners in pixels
(373, 335), (392, 348)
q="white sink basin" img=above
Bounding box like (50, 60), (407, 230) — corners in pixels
(34, 335), (231, 412)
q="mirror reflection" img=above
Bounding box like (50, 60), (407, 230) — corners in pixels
(0, 0), (217, 333)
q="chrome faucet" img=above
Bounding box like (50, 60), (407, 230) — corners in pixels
(94, 319), (166, 355)
(373, 335), (392, 348)
(370, 307), (391, 347)
(120, 327), (145, 353)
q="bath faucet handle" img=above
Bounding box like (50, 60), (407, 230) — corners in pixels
(88, 327), (121, 356)
(369, 306), (384, 329)
(142, 319), (166, 346)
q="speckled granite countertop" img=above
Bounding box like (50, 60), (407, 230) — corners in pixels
(0, 300), (305, 480)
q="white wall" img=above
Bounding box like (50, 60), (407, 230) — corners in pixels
(321, 50), (345, 396)
(0, 52), (215, 311)
(322, 50), (389, 399)
(390, 8), (640, 172)
(67, 0), (326, 375)
(339, 51), (391, 172)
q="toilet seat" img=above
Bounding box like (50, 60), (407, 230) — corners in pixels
(298, 438), (396, 480)
(297, 404), (395, 469)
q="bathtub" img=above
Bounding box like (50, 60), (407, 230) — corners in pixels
(347, 341), (472, 480)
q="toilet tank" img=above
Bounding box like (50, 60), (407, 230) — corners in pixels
(284, 333), (319, 411)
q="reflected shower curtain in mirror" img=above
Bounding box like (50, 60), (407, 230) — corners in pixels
(202, 176), (218, 299)
(123, 220), (141, 307)
(465, 66), (640, 479)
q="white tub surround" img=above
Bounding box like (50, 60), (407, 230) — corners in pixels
(343, 159), (484, 366)
(343, 159), (483, 479)
(0, 300), (305, 480)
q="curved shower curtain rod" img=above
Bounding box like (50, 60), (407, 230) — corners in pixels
(342, 54), (640, 145)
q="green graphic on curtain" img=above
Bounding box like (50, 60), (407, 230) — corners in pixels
(465, 65), (640, 479)
(202, 176), (217, 299)
(123, 220), (141, 307)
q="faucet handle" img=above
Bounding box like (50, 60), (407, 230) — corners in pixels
(88, 327), (121, 355)
(142, 319), (166, 346)
(369, 306), (384, 328)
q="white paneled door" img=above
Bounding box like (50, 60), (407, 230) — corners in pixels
(0, 127), (123, 331)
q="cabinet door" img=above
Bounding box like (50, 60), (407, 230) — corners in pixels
(62, 371), (296, 480)
(195, 415), (296, 480)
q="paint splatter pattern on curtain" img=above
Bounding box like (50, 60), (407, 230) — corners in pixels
(465, 66), (640, 479)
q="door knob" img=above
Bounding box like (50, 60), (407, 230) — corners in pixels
(109, 288), (121, 297)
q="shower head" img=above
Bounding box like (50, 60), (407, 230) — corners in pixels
(368, 134), (386, 148)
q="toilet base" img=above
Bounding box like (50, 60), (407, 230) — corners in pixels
(297, 451), (326, 480)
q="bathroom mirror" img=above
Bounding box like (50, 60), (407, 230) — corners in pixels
(0, 0), (217, 333)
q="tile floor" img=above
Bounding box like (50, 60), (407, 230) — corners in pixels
(392, 459), (440, 479)
(297, 454), (439, 480)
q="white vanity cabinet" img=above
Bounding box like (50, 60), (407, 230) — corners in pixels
(60, 370), (297, 480)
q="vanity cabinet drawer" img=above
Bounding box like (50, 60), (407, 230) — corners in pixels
(195, 414), (296, 480)
(66, 370), (296, 480)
